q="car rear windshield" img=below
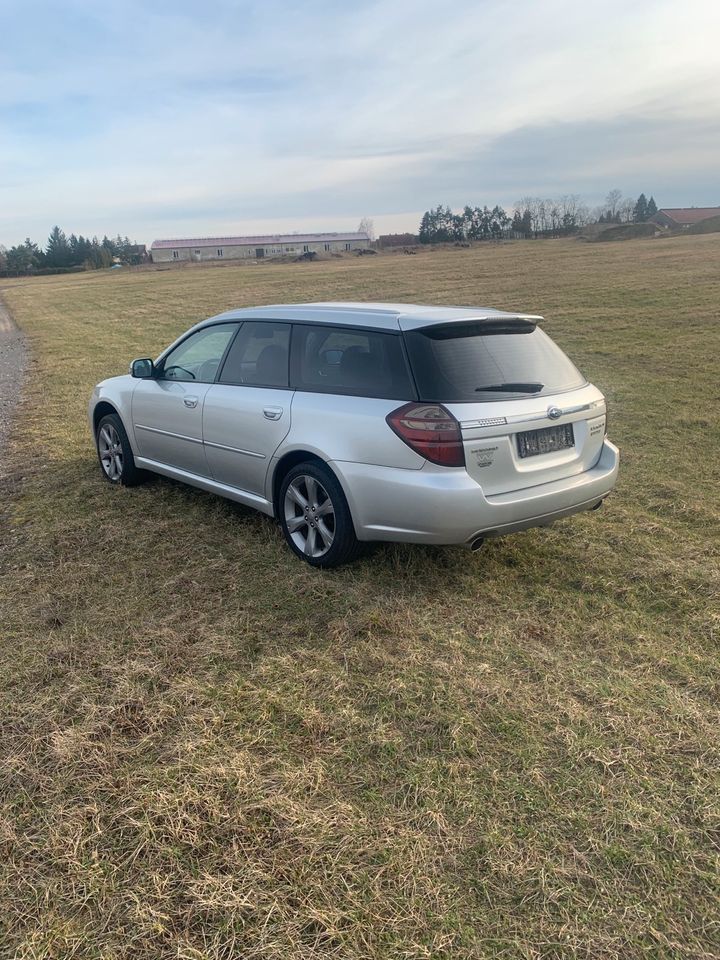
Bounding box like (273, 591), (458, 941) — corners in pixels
(403, 321), (586, 403)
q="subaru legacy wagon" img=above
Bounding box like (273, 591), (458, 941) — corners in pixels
(89, 302), (619, 567)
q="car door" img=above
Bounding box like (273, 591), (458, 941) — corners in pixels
(131, 322), (238, 476)
(202, 321), (292, 496)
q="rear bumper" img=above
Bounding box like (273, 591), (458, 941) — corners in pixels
(331, 439), (619, 545)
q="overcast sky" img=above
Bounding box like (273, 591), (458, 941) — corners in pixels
(1, 0), (719, 246)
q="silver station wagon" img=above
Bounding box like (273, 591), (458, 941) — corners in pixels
(89, 302), (619, 567)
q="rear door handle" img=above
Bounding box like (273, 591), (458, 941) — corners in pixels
(263, 406), (283, 420)
(183, 396), (199, 409)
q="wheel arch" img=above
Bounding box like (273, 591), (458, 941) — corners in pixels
(93, 400), (122, 432)
(271, 449), (326, 516)
(270, 449), (361, 539)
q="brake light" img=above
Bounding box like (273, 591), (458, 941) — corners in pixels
(386, 403), (465, 467)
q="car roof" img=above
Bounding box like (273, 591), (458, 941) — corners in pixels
(194, 301), (543, 333)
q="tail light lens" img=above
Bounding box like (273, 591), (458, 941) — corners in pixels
(386, 403), (465, 467)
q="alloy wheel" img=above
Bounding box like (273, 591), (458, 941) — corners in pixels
(98, 423), (123, 481)
(283, 475), (336, 558)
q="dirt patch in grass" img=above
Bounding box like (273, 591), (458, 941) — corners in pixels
(1, 236), (719, 958)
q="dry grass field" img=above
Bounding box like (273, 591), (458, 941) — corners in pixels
(1, 235), (718, 959)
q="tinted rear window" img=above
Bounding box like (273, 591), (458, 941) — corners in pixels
(292, 324), (413, 400)
(403, 322), (586, 402)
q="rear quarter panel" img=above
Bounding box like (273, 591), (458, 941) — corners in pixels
(280, 392), (424, 469)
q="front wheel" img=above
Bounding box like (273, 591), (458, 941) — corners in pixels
(96, 412), (146, 487)
(279, 461), (361, 568)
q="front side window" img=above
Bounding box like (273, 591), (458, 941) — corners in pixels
(219, 321), (290, 387)
(160, 323), (237, 382)
(293, 325), (412, 400)
(404, 322), (586, 402)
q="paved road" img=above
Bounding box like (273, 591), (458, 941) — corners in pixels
(0, 294), (27, 470)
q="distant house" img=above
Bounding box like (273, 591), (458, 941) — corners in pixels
(150, 232), (369, 263)
(650, 207), (720, 230)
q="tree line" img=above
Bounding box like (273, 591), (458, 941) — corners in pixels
(418, 190), (659, 242)
(596, 190), (657, 224)
(0, 226), (146, 275)
(419, 205), (511, 243)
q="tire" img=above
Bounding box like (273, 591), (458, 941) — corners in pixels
(279, 461), (362, 568)
(95, 412), (147, 487)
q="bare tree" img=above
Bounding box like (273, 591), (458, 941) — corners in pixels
(575, 201), (590, 227)
(605, 189), (623, 219)
(619, 198), (635, 223)
(357, 217), (375, 241)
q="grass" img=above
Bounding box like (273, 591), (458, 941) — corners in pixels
(0, 235), (719, 959)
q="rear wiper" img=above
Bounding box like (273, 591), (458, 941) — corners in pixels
(475, 382), (544, 393)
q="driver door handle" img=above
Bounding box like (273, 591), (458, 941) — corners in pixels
(183, 396), (199, 409)
(263, 406), (283, 420)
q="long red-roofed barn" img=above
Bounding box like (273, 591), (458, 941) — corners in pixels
(150, 232), (369, 263)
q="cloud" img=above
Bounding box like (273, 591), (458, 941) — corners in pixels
(1, 0), (719, 244)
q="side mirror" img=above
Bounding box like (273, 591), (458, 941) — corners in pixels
(130, 358), (155, 378)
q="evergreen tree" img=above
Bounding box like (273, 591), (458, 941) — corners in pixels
(6, 239), (42, 274)
(633, 193), (648, 222)
(646, 196), (658, 218)
(418, 211), (432, 243)
(45, 226), (71, 268)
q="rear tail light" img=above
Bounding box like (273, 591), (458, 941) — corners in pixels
(386, 403), (465, 467)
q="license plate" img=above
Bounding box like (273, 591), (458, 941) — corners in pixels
(517, 423), (574, 458)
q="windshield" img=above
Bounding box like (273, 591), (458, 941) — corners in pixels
(403, 322), (586, 402)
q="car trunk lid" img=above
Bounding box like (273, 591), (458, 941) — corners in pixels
(445, 386), (607, 495)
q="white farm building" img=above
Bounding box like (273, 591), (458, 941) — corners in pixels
(150, 231), (370, 263)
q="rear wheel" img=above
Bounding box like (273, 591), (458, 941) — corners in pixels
(279, 461), (361, 568)
(95, 412), (146, 487)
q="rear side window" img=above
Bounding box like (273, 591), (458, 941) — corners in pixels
(403, 322), (586, 402)
(292, 325), (413, 400)
(219, 321), (290, 387)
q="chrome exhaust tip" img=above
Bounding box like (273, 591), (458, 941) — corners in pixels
(470, 537), (485, 552)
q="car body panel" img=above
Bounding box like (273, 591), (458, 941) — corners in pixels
(131, 378), (212, 476)
(202, 383), (292, 496)
(329, 439), (618, 543)
(132, 455), (275, 514)
(446, 383), (607, 496)
(283, 392), (426, 471)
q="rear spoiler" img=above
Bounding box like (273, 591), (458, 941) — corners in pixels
(411, 317), (539, 338)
